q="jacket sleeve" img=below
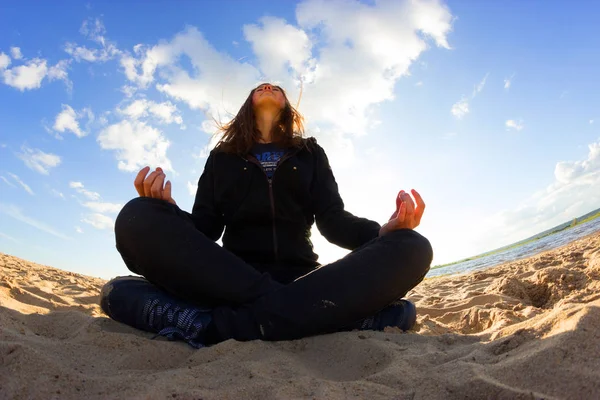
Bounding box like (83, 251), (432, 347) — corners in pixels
(190, 151), (225, 241)
(311, 139), (381, 250)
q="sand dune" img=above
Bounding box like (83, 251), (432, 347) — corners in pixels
(1, 232), (600, 399)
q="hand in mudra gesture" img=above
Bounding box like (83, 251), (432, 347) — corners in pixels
(379, 189), (425, 236)
(134, 166), (177, 205)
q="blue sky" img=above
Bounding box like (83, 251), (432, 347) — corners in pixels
(1, 0), (599, 280)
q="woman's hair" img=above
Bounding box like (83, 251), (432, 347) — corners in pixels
(214, 83), (306, 155)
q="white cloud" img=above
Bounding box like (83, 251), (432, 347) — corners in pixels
(554, 141), (600, 184)
(82, 201), (123, 214)
(97, 120), (173, 172)
(590, 120), (594, 125)
(504, 73), (515, 90)
(118, 99), (184, 126)
(505, 119), (524, 131)
(119, 42), (173, 88)
(68, 182), (118, 230)
(0, 203), (70, 240)
(119, 99), (146, 119)
(140, 29), (260, 124)
(0, 231), (21, 243)
(451, 97), (469, 119)
(10, 47), (22, 60)
(415, 81), (423, 87)
(51, 189), (65, 199)
(0, 52), (11, 69)
(187, 181), (197, 196)
(292, 0), (452, 135)
(121, 85), (137, 98)
(473, 73), (489, 96)
(64, 18), (120, 63)
(64, 42), (120, 63)
(7, 172), (34, 195)
(17, 146), (61, 175)
(69, 181), (101, 200)
(80, 18), (106, 42)
(1, 175), (16, 188)
(0, 54), (70, 91)
(451, 73), (488, 119)
(53, 104), (93, 138)
(148, 101), (184, 126)
(98, 111), (109, 126)
(2, 58), (48, 91)
(75, 226), (83, 234)
(82, 213), (114, 230)
(48, 59), (72, 90)
(193, 145), (211, 160)
(244, 16), (313, 81)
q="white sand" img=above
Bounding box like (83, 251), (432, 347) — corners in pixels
(2, 232), (600, 399)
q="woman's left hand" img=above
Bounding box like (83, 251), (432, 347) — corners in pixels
(379, 189), (425, 236)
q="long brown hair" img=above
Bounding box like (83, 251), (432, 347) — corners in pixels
(214, 83), (306, 155)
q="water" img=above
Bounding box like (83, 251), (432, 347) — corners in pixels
(427, 218), (600, 278)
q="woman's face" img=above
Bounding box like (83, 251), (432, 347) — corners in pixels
(252, 83), (286, 111)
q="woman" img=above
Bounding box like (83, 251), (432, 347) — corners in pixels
(99, 83), (432, 348)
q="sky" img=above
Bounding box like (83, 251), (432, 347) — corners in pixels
(1, 0), (599, 280)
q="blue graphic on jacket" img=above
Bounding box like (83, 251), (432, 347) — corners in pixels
(252, 142), (285, 179)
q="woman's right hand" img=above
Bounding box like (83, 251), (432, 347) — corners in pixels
(134, 166), (177, 205)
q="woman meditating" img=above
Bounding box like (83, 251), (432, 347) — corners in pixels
(99, 83), (433, 348)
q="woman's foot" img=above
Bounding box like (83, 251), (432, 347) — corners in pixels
(356, 299), (418, 332)
(100, 276), (213, 348)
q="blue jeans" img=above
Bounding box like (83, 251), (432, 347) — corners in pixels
(107, 197), (433, 342)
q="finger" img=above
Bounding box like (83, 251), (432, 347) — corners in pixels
(164, 179), (173, 202)
(134, 166), (150, 196)
(411, 189), (426, 222)
(402, 191), (415, 216)
(390, 190), (405, 219)
(143, 170), (160, 196)
(151, 173), (165, 198)
(395, 190), (404, 212)
(397, 201), (407, 222)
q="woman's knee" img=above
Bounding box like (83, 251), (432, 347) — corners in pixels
(115, 197), (172, 241)
(116, 197), (152, 234)
(387, 229), (433, 278)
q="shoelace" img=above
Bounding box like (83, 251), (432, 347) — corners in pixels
(142, 299), (207, 349)
(360, 316), (375, 330)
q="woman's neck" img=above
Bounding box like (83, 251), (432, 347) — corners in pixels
(255, 109), (279, 143)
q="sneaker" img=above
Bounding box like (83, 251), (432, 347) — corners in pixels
(100, 276), (212, 348)
(357, 299), (417, 332)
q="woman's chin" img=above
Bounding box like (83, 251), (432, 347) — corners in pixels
(254, 101), (284, 112)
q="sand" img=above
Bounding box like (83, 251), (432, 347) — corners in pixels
(1, 232), (600, 400)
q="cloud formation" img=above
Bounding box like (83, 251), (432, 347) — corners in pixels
(451, 73), (489, 119)
(17, 146), (61, 175)
(53, 105), (94, 138)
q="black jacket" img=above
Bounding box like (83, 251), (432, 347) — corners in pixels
(190, 136), (381, 279)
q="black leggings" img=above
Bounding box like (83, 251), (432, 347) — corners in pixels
(112, 197), (433, 342)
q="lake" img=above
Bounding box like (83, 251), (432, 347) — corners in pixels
(427, 217), (600, 278)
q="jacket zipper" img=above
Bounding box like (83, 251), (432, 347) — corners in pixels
(268, 179), (278, 263)
(243, 146), (302, 264)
